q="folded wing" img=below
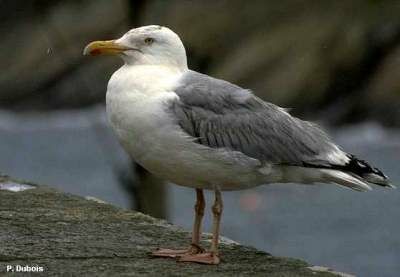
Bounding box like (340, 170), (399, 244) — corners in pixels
(167, 70), (392, 190)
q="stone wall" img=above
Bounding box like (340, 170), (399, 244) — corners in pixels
(0, 175), (349, 276)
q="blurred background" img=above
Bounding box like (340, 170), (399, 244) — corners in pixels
(1, 1), (399, 276)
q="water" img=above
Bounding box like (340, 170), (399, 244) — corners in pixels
(0, 107), (398, 277)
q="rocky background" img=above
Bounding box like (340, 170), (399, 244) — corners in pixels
(2, 0), (400, 126)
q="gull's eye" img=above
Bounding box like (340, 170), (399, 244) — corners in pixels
(144, 37), (154, 45)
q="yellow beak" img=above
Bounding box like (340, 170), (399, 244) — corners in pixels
(83, 40), (131, 56)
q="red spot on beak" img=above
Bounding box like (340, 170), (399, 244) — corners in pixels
(90, 49), (102, 56)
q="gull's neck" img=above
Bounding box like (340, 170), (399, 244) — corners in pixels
(107, 64), (187, 98)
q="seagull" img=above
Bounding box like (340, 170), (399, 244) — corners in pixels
(84, 25), (394, 265)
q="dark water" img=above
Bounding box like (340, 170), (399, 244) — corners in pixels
(1, 107), (399, 277)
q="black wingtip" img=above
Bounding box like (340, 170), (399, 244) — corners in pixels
(345, 154), (392, 188)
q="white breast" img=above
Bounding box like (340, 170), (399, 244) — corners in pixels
(106, 64), (184, 161)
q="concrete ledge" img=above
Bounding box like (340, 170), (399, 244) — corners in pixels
(0, 175), (345, 276)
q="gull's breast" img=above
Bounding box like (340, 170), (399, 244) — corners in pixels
(107, 93), (264, 190)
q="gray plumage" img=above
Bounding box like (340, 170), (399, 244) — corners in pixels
(170, 70), (340, 167)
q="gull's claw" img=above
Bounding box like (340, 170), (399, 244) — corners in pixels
(178, 252), (220, 265)
(151, 244), (205, 258)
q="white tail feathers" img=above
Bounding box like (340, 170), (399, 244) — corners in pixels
(320, 169), (372, 192)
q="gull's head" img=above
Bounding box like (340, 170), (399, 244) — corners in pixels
(83, 25), (187, 70)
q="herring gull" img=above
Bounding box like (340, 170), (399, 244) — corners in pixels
(83, 25), (393, 265)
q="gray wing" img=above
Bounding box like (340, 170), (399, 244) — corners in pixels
(168, 70), (343, 166)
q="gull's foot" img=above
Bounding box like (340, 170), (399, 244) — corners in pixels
(151, 244), (204, 258)
(178, 252), (220, 265)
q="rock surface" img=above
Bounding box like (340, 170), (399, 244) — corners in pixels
(0, 175), (346, 276)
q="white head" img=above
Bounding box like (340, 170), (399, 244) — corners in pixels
(84, 25), (187, 71)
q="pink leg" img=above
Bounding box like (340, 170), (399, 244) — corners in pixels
(178, 189), (223, 265)
(152, 189), (205, 258)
